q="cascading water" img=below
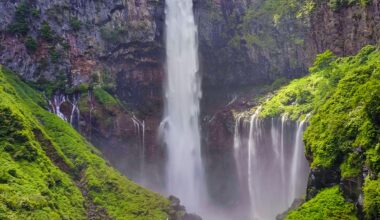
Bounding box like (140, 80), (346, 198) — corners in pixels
(162, 0), (204, 212)
(234, 112), (310, 220)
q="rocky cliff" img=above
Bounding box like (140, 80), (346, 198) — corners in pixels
(197, 0), (380, 87)
(0, 0), (165, 110)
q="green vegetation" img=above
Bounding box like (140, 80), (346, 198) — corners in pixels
(69, 18), (82, 31)
(8, 3), (30, 35)
(363, 177), (380, 219)
(48, 48), (60, 63)
(286, 186), (357, 220)
(260, 46), (380, 218)
(94, 88), (119, 107)
(0, 66), (171, 219)
(328, 0), (371, 11)
(39, 21), (54, 42)
(24, 37), (38, 53)
(100, 25), (128, 43)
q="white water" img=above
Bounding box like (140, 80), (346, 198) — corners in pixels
(132, 116), (146, 182)
(162, 0), (204, 212)
(289, 114), (310, 203)
(49, 94), (67, 121)
(234, 113), (310, 220)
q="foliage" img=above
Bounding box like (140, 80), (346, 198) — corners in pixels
(24, 37), (38, 53)
(286, 186), (357, 220)
(39, 21), (54, 42)
(363, 177), (380, 219)
(0, 67), (85, 219)
(8, 3), (30, 35)
(69, 18), (82, 31)
(48, 48), (60, 63)
(94, 88), (119, 107)
(100, 25), (127, 43)
(260, 46), (380, 218)
(0, 66), (170, 219)
(328, 0), (371, 11)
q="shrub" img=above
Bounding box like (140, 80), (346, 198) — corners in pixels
(40, 21), (54, 41)
(69, 18), (82, 31)
(286, 186), (357, 220)
(25, 36), (38, 53)
(48, 48), (59, 63)
(363, 178), (380, 219)
(8, 3), (30, 35)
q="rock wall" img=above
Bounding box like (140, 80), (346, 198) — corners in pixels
(196, 0), (380, 87)
(308, 0), (380, 56)
(0, 0), (165, 112)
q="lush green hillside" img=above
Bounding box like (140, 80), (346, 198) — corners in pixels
(258, 45), (380, 219)
(0, 66), (170, 219)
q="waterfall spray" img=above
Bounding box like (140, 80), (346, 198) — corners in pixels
(233, 110), (310, 219)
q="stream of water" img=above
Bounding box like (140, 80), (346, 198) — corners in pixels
(162, 0), (205, 212)
(234, 113), (310, 219)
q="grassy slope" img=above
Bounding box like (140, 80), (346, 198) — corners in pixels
(258, 46), (380, 219)
(0, 66), (170, 219)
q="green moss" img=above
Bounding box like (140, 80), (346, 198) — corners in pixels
(286, 186), (357, 220)
(93, 88), (118, 106)
(363, 178), (380, 219)
(0, 66), (170, 219)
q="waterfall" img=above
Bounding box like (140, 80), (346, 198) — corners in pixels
(247, 107), (262, 218)
(162, 0), (204, 212)
(289, 114), (310, 202)
(49, 93), (67, 121)
(233, 113), (310, 220)
(132, 116), (146, 182)
(48, 93), (80, 129)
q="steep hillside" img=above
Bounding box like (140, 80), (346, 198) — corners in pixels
(258, 45), (380, 219)
(0, 66), (173, 219)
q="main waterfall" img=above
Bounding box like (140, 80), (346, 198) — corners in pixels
(162, 0), (204, 212)
(234, 112), (310, 220)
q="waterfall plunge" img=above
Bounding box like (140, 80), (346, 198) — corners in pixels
(162, 0), (204, 212)
(234, 112), (310, 220)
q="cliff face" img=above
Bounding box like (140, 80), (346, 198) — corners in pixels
(196, 0), (380, 87)
(309, 0), (380, 56)
(1, 0), (380, 106)
(196, 0), (310, 87)
(0, 0), (165, 111)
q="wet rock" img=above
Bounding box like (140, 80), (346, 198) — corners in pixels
(168, 196), (203, 220)
(306, 167), (340, 200)
(276, 198), (305, 220)
(340, 174), (365, 219)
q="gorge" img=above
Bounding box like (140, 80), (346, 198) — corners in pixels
(0, 0), (379, 220)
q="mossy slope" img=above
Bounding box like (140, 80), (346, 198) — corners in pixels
(259, 45), (380, 219)
(0, 66), (170, 219)
(286, 186), (357, 220)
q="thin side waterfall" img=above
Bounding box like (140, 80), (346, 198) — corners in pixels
(289, 114), (310, 202)
(247, 107), (262, 217)
(49, 93), (67, 121)
(162, 0), (204, 212)
(132, 116), (146, 182)
(233, 112), (310, 220)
